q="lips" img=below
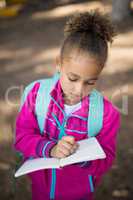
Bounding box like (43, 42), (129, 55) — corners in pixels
(71, 95), (81, 99)
(71, 96), (82, 103)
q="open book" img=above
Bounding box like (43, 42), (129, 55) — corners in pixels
(14, 137), (106, 178)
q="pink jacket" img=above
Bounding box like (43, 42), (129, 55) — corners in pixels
(14, 79), (120, 200)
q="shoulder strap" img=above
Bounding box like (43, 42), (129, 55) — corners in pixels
(19, 80), (42, 112)
(88, 89), (104, 137)
(35, 72), (60, 134)
(19, 73), (60, 134)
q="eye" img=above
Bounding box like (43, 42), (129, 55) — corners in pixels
(87, 82), (95, 85)
(68, 77), (78, 82)
(86, 81), (96, 85)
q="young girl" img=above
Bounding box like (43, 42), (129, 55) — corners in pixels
(14, 10), (120, 200)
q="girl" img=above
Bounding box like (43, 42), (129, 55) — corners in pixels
(14, 10), (120, 200)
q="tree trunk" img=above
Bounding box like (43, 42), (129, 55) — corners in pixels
(112, 0), (131, 22)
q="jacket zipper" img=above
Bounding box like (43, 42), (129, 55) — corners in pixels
(88, 175), (94, 192)
(50, 168), (56, 199)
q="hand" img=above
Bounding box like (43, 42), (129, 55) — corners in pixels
(50, 136), (79, 158)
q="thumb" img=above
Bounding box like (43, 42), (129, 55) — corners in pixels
(62, 136), (75, 144)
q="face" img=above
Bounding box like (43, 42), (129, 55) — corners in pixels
(56, 50), (103, 105)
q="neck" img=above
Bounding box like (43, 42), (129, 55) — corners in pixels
(63, 94), (81, 105)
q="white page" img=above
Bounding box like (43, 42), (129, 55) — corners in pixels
(60, 137), (106, 167)
(15, 157), (60, 178)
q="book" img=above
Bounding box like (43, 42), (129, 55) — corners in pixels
(14, 137), (106, 178)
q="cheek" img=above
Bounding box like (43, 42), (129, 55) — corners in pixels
(60, 77), (74, 94)
(65, 82), (75, 94)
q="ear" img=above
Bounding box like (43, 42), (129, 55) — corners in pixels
(55, 55), (61, 72)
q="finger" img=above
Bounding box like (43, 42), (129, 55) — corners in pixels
(73, 143), (79, 149)
(70, 146), (79, 154)
(61, 140), (73, 151)
(73, 145), (78, 151)
(57, 150), (66, 158)
(59, 145), (71, 156)
(71, 143), (79, 154)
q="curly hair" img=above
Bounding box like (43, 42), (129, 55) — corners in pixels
(60, 9), (116, 67)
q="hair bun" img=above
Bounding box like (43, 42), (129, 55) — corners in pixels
(64, 9), (116, 43)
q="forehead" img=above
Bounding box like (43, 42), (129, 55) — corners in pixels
(62, 50), (101, 78)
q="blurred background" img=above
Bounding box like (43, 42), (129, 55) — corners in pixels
(0, 0), (133, 200)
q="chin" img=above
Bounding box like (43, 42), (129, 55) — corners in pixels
(71, 99), (81, 105)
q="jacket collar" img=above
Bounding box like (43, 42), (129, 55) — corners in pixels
(50, 79), (64, 105)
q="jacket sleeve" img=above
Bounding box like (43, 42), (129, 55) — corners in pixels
(13, 82), (57, 160)
(82, 99), (121, 181)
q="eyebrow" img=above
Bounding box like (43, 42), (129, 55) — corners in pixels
(68, 72), (98, 81)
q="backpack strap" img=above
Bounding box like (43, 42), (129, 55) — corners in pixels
(19, 73), (60, 135)
(88, 89), (104, 137)
(35, 72), (60, 134)
(19, 80), (40, 112)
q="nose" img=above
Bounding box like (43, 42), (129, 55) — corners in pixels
(75, 82), (84, 97)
